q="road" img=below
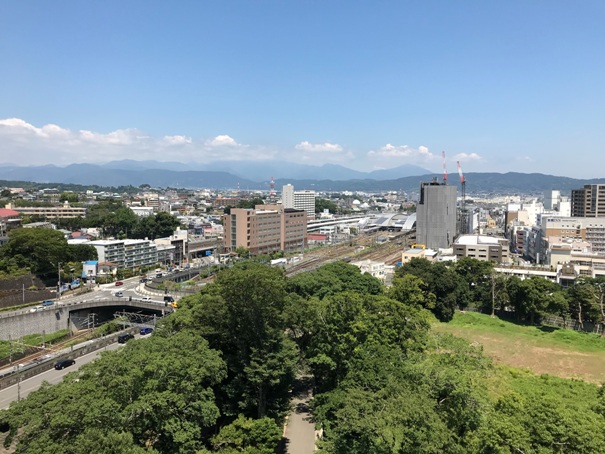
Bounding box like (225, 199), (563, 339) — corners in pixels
(0, 341), (124, 409)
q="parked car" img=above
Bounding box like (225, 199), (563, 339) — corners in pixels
(115, 281), (124, 286)
(41, 300), (54, 307)
(115, 291), (124, 297)
(118, 333), (135, 344)
(54, 359), (75, 370)
(140, 327), (153, 335)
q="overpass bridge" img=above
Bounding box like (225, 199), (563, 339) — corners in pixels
(0, 298), (171, 341)
(187, 238), (221, 259)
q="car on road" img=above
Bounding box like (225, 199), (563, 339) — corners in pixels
(140, 297), (151, 302)
(163, 296), (175, 303)
(118, 333), (135, 343)
(41, 300), (54, 307)
(115, 291), (124, 297)
(29, 305), (44, 312)
(54, 359), (75, 370)
(115, 281), (124, 286)
(140, 327), (153, 335)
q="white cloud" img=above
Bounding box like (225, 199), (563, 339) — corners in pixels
(163, 135), (192, 145)
(205, 134), (240, 147)
(295, 141), (343, 153)
(453, 152), (482, 161)
(0, 118), (261, 165)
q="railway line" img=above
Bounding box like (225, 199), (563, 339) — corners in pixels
(285, 230), (416, 277)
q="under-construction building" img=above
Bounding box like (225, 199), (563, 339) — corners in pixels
(415, 179), (457, 249)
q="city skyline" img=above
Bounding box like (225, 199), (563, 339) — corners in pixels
(1, 1), (604, 178)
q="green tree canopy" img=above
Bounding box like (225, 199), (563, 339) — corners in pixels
(0, 228), (68, 277)
(287, 261), (383, 299)
(396, 258), (469, 321)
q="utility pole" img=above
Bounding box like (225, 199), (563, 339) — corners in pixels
(57, 262), (62, 300)
(16, 364), (22, 402)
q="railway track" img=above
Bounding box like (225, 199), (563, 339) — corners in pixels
(285, 230), (416, 277)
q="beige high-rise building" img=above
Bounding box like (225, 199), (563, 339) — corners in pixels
(223, 204), (307, 255)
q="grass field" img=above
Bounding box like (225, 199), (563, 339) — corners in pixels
(433, 311), (605, 383)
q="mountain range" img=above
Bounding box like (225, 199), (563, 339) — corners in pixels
(0, 161), (603, 194)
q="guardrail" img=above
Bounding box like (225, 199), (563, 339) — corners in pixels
(0, 329), (137, 391)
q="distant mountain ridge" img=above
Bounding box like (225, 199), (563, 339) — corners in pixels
(0, 162), (603, 194)
(98, 160), (432, 182)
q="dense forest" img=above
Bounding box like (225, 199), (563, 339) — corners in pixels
(2, 259), (605, 453)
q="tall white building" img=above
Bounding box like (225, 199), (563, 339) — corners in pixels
(294, 190), (316, 218)
(544, 190), (561, 210)
(281, 184), (315, 218)
(282, 184), (294, 209)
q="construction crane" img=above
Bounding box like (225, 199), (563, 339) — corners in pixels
(457, 161), (466, 205)
(457, 161), (467, 234)
(269, 176), (276, 197)
(442, 151), (448, 184)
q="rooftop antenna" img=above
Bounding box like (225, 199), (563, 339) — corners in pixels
(442, 151), (448, 185)
(270, 176), (275, 197)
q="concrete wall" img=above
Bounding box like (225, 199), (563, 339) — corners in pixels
(0, 299), (167, 341)
(0, 306), (70, 341)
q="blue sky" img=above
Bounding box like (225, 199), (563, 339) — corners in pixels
(0, 1), (604, 178)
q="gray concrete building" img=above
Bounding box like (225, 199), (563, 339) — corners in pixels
(415, 180), (457, 249)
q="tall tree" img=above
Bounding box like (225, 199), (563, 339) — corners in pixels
(0, 228), (68, 277)
(396, 258), (469, 321)
(170, 262), (298, 419)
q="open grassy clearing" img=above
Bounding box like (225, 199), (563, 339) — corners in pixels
(433, 311), (605, 383)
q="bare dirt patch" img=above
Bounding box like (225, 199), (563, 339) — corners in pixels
(436, 326), (605, 383)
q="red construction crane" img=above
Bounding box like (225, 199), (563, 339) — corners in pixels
(442, 151), (448, 184)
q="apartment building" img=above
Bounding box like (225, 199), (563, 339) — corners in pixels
(540, 216), (605, 254)
(212, 197), (240, 209)
(571, 184), (605, 217)
(123, 239), (158, 269)
(5, 202), (86, 219)
(223, 205), (307, 255)
(87, 239), (158, 269)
